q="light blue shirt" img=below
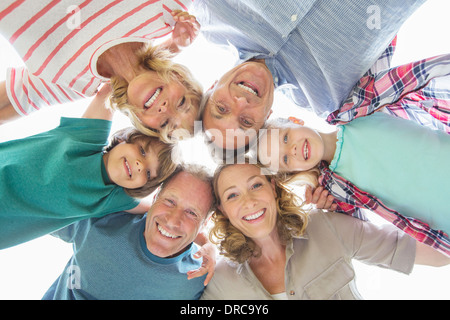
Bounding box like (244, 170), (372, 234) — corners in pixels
(193, 0), (426, 117)
(330, 112), (450, 234)
(42, 213), (206, 300)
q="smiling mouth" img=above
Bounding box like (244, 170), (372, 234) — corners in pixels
(243, 209), (265, 221)
(303, 140), (309, 161)
(237, 82), (259, 97)
(124, 158), (132, 178)
(144, 88), (162, 109)
(157, 223), (180, 239)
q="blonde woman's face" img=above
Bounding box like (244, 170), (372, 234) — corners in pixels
(127, 70), (197, 134)
(217, 164), (278, 239)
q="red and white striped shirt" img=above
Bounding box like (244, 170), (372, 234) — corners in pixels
(0, 0), (191, 116)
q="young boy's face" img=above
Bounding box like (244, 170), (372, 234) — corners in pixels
(103, 139), (161, 189)
(127, 70), (197, 135)
(258, 125), (324, 172)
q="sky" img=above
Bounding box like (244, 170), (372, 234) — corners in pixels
(0, 0), (449, 299)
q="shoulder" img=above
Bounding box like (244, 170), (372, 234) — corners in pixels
(306, 209), (364, 233)
(201, 257), (244, 300)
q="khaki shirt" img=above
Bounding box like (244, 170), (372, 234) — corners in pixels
(201, 210), (416, 300)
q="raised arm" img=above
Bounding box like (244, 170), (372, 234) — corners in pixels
(0, 81), (20, 125)
(158, 10), (200, 54)
(82, 84), (114, 120)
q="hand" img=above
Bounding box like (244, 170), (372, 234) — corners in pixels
(305, 185), (337, 211)
(170, 10), (200, 49)
(187, 242), (217, 286)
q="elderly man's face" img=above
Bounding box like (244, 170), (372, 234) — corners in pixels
(144, 171), (213, 258)
(202, 60), (274, 150)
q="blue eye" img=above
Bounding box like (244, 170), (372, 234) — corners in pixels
(283, 134), (288, 143)
(226, 193), (237, 200)
(140, 146), (146, 157)
(251, 183), (262, 190)
(283, 155), (288, 165)
(160, 119), (169, 129)
(165, 198), (176, 207)
(179, 96), (186, 107)
(186, 209), (197, 217)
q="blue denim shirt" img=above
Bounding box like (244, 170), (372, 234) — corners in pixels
(193, 0), (426, 117)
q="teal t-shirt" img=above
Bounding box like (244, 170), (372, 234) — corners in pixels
(42, 213), (206, 300)
(329, 112), (450, 234)
(0, 117), (139, 249)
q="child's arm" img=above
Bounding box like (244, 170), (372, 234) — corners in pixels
(82, 84), (114, 121)
(187, 232), (217, 286)
(305, 185), (338, 211)
(124, 199), (152, 215)
(415, 241), (450, 267)
(159, 10), (200, 54)
(0, 81), (20, 125)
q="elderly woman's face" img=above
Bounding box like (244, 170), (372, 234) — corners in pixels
(127, 70), (198, 134)
(216, 164), (278, 239)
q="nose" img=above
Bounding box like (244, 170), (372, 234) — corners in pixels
(290, 143), (297, 156)
(243, 193), (258, 210)
(135, 159), (142, 172)
(158, 101), (168, 113)
(165, 208), (182, 228)
(135, 159), (147, 176)
(233, 95), (248, 110)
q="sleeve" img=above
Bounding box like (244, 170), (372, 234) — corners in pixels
(50, 219), (93, 244)
(57, 117), (112, 145)
(6, 66), (85, 116)
(326, 212), (416, 275)
(327, 54), (450, 126)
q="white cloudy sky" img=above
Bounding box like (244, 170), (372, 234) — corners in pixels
(0, 0), (449, 299)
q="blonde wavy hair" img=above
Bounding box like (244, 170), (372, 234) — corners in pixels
(109, 44), (203, 143)
(209, 163), (311, 264)
(104, 127), (177, 198)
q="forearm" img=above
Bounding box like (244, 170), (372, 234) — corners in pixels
(0, 81), (20, 125)
(157, 38), (180, 54)
(125, 200), (151, 214)
(415, 241), (450, 267)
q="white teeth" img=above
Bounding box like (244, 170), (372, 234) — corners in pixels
(125, 159), (131, 177)
(303, 141), (309, 160)
(244, 209), (265, 221)
(144, 88), (161, 108)
(157, 224), (179, 239)
(237, 83), (258, 96)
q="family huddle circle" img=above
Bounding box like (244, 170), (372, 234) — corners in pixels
(0, 0), (449, 301)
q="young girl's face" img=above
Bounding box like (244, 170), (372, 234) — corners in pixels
(258, 125), (324, 172)
(216, 164), (278, 240)
(127, 70), (197, 134)
(103, 139), (161, 189)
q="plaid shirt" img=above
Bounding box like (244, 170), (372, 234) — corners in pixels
(321, 40), (450, 257)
